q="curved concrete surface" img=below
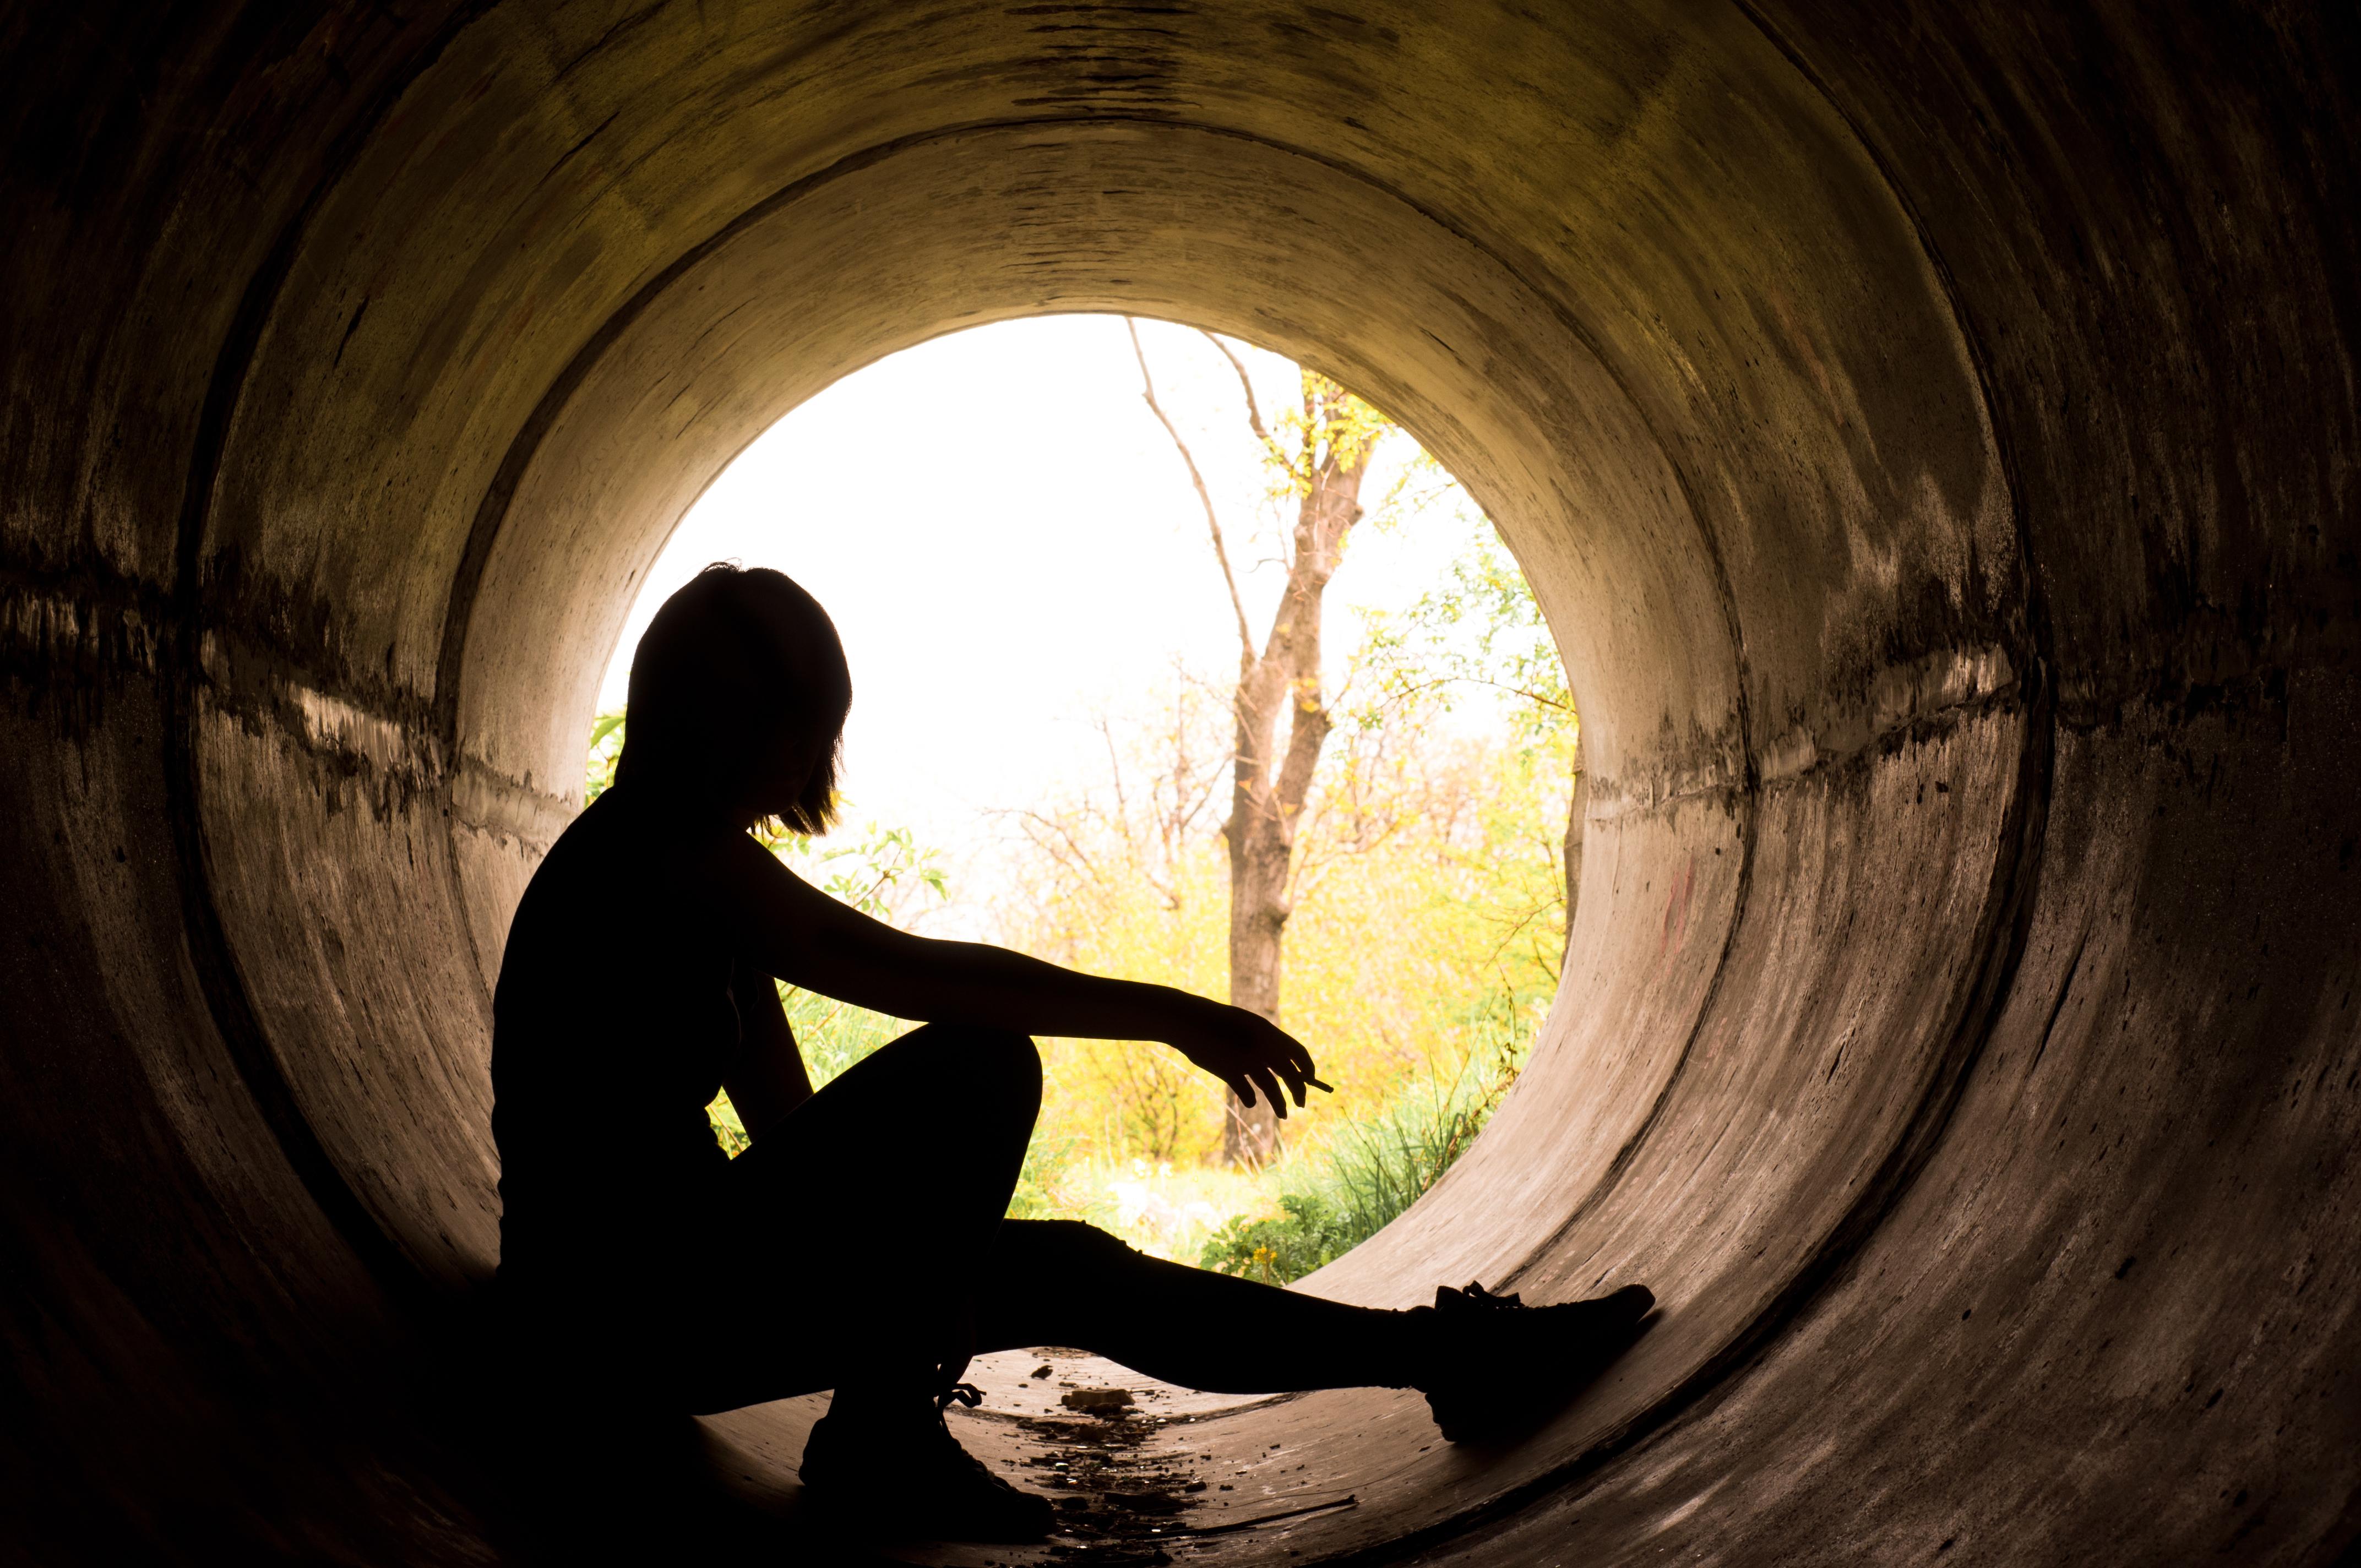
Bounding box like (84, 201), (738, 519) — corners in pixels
(2, 4), (2355, 1562)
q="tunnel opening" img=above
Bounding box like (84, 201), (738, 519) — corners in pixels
(7, 3), (2355, 1562)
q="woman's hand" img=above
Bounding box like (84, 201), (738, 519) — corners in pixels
(1165, 996), (1330, 1118)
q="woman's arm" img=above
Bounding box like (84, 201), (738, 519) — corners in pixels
(720, 952), (813, 1142)
(723, 835), (1323, 1117)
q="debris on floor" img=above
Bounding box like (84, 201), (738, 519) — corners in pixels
(1060, 1388), (1135, 1414)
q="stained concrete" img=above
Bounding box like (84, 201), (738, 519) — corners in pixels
(1, 3), (2355, 1563)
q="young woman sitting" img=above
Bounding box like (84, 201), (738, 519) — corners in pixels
(491, 563), (1653, 1541)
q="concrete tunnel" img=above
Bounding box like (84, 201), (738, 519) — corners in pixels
(3, 2), (2357, 1562)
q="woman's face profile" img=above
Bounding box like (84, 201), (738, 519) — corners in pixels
(735, 716), (831, 823)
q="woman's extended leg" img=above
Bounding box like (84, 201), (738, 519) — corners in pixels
(970, 1219), (1656, 1444)
(971, 1219), (1440, 1392)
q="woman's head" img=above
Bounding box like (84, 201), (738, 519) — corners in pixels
(617, 564), (851, 833)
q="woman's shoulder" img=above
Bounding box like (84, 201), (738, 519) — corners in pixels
(500, 796), (737, 984)
(537, 789), (783, 899)
(529, 791), (635, 884)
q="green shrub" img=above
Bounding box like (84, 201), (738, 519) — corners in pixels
(1197, 1192), (1361, 1283)
(1200, 1012), (1527, 1284)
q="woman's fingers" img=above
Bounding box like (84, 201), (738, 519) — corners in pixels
(1274, 1060), (1308, 1108)
(1245, 1021), (1320, 1108)
(1217, 1059), (1326, 1113)
(1252, 1062), (1290, 1119)
(1272, 1032), (1319, 1092)
(1272, 1041), (1317, 1105)
(1180, 1006), (1332, 1112)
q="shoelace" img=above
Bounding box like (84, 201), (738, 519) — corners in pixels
(936, 1381), (984, 1414)
(1454, 1280), (1525, 1309)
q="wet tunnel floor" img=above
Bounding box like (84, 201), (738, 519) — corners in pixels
(700, 1349), (1393, 1566)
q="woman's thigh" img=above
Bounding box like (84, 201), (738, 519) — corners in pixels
(721, 1021), (1039, 1210)
(663, 1025), (1043, 1411)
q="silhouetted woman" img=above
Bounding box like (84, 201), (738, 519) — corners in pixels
(493, 563), (1651, 1541)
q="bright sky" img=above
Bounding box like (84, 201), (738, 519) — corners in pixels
(596, 314), (1498, 916)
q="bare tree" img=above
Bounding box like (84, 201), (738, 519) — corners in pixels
(1128, 321), (1386, 1164)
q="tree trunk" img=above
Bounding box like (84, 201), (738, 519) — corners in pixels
(1221, 645), (1297, 1163)
(1219, 375), (1370, 1166)
(1127, 329), (1377, 1168)
(1562, 730), (1586, 966)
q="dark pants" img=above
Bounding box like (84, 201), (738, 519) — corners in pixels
(669, 1023), (1427, 1417)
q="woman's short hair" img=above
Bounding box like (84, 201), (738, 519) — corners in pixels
(617, 563), (851, 834)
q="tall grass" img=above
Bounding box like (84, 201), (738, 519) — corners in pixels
(1199, 1003), (1530, 1283)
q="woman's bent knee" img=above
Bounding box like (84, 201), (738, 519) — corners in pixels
(978, 1026), (1042, 1084)
(888, 1023), (1040, 1112)
(971, 1028), (1042, 1119)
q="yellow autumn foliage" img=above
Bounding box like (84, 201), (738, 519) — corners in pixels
(996, 687), (1576, 1168)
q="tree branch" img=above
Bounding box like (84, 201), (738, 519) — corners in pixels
(1003, 807), (1101, 883)
(1097, 716), (1130, 834)
(1128, 318), (1256, 661)
(1198, 329), (1279, 454)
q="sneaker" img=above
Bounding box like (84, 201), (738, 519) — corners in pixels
(799, 1384), (1056, 1543)
(1419, 1281), (1655, 1444)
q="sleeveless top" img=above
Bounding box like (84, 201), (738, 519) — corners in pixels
(490, 790), (744, 1294)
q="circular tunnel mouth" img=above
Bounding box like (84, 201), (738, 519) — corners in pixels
(177, 9), (2034, 1558)
(575, 312), (1579, 1247)
(448, 236), (1734, 1549)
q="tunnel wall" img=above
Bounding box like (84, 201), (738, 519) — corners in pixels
(1, 3), (2355, 1564)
